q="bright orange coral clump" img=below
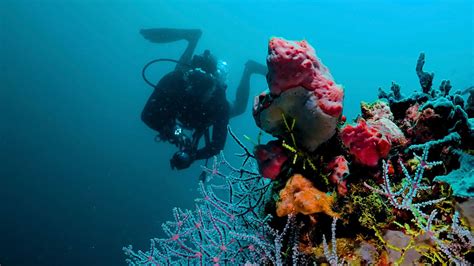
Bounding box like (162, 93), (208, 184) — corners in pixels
(276, 174), (339, 217)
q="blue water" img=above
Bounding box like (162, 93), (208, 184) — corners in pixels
(1, 0), (472, 265)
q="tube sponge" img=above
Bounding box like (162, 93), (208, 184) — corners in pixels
(434, 150), (474, 198)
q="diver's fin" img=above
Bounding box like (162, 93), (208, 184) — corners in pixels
(140, 28), (202, 43)
(245, 59), (267, 76)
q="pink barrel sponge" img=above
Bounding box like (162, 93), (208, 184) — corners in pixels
(267, 37), (344, 118)
(253, 37), (344, 151)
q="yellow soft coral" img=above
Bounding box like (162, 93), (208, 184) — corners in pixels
(276, 174), (338, 217)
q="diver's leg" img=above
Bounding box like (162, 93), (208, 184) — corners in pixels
(230, 60), (267, 118)
(140, 28), (202, 70)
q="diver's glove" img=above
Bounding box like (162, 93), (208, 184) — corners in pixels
(170, 151), (195, 170)
(166, 126), (192, 151)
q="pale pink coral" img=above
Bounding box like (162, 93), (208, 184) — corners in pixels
(405, 103), (421, 121)
(361, 101), (394, 121)
(402, 105), (441, 142)
(368, 118), (407, 147)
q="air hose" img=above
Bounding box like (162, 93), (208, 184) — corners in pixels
(141, 58), (191, 88)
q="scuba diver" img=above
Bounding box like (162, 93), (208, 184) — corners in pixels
(140, 28), (267, 172)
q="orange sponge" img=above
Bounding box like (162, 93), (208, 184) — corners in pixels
(276, 174), (339, 218)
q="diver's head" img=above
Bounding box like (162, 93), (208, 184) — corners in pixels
(190, 50), (218, 74)
(184, 50), (219, 102)
(184, 68), (215, 94)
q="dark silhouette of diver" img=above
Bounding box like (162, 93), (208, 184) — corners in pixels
(140, 28), (267, 173)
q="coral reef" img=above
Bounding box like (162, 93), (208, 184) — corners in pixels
(250, 38), (473, 264)
(125, 38), (473, 265)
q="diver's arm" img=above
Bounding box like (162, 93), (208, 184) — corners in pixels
(141, 73), (179, 140)
(139, 28), (202, 72)
(229, 60), (267, 118)
(194, 113), (229, 161)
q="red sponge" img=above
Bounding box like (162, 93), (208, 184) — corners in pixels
(267, 37), (344, 118)
(340, 119), (391, 167)
(254, 141), (288, 180)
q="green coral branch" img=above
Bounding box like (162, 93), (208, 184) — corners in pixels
(280, 113), (317, 171)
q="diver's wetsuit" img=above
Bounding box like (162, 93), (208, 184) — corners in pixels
(141, 70), (229, 160)
(139, 28), (266, 169)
